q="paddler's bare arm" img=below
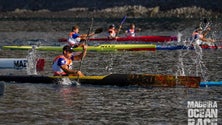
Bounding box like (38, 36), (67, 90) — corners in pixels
(80, 33), (95, 40)
(74, 44), (87, 60)
(200, 37), (215, 43)
(202, 27), (211, 37)
(60, 65), (78, 74)
(60, 65), (84, 76)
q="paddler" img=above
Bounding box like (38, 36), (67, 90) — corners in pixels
(107, 24), (118, 39)
(68, 25), (94, 47)
(192, 26), (215, 45)
(125, 23), (141, 37)
(52, 45), (87, 76)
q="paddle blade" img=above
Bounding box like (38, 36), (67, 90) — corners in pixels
(94, 28), (103, 34)
(203, 18), (208, 24)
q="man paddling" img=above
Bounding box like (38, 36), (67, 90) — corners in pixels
(192, 26), (215, 46)
(52, 45), (87, 76)
(125, 23), (141, 37)
(68, 25), (94, 47)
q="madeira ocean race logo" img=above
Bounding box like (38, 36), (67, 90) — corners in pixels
(187, 101), (218, 125)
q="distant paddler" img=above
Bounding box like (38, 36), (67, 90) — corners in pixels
(68, 25), (93, 47)
(52, 45), (87, 76)
(107, 24), (118, 39)
(192, 26), (215, 46)
(68, 25), (103, 47)
(107, 16), (127, 39)
(125, 23), (141, 37)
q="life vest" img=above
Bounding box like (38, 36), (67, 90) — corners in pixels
(192, 32), (203, 40)
(108, 29), (116, 38)
(52, 55), (73, 76)
(68, 32), (80, 46)
(192, 32), (204, 45)
(126, 29), (135, 37)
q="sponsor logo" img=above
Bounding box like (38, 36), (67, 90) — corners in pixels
(14, 60), (27, 69)
(187, 101), (218, 125)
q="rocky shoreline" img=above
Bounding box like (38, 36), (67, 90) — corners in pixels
(0, 6), (220, 19)
(0, 5), (220, 33)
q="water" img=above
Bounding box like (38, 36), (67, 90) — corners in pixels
(0, 17), (222, 124)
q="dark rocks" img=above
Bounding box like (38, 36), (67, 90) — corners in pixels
(0, 5), (220, 19)
(0, 0), (222, 18)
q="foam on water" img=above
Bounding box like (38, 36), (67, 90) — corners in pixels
(58, 77), (80, 86)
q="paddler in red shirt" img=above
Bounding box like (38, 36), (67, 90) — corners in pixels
(108, 24), (118, 39)
(52, 45), (87, 76)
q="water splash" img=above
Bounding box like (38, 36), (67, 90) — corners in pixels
(177, 32), (183, 43)
(105, 53), (114, 73)
(193, 43), (208, 81)
(58, 77), (80, 86)
(26, 46), (37, 75)
(26, 45), (38, 75)
(176, 50), (185, 76)
(176, 33), (208, 81)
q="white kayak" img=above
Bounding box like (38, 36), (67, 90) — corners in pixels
(0, 58), (45, 71)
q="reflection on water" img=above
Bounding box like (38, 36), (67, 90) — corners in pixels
(0, 49), (222, 124)
(0, 84), (221, 124)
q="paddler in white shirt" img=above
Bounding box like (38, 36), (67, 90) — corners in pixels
(68, 25), (94, 47)
(192, 26), (215, 45)
(125, 23), (141, 37)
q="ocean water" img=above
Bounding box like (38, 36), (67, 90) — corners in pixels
(0, 17), (222, 125)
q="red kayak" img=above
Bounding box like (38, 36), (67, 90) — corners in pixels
(200, 44), (221, 49)
(58, 35), (177, 43)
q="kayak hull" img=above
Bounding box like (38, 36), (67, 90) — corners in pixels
(2, 44), (156, 52)
(3, 44), (221, 52)
(89, 36), (178, 42)
(0, 58), (27, 69)
(200, 81), (222, 87)
(0, 74), (200, 88)
(0, 58), (45, 71)
(58, 36), (178, 43)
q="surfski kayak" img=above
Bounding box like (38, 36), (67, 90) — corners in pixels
(156, 44), (222, 50)
(58, 36), (178, 43)
(200, 81), (222, 87)
(2, 44), (156, 52)
(3, 44), (221, 52)
(0, 74), (200, 88)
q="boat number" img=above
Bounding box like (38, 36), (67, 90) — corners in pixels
(100, 45), (115, 48)
(14, 60), (28, 68)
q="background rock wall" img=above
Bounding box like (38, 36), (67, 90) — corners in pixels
(0, 0), (222, 12)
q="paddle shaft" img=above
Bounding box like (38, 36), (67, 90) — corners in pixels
(77, 18), (94, 82)
(116, 16), (127, 36)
